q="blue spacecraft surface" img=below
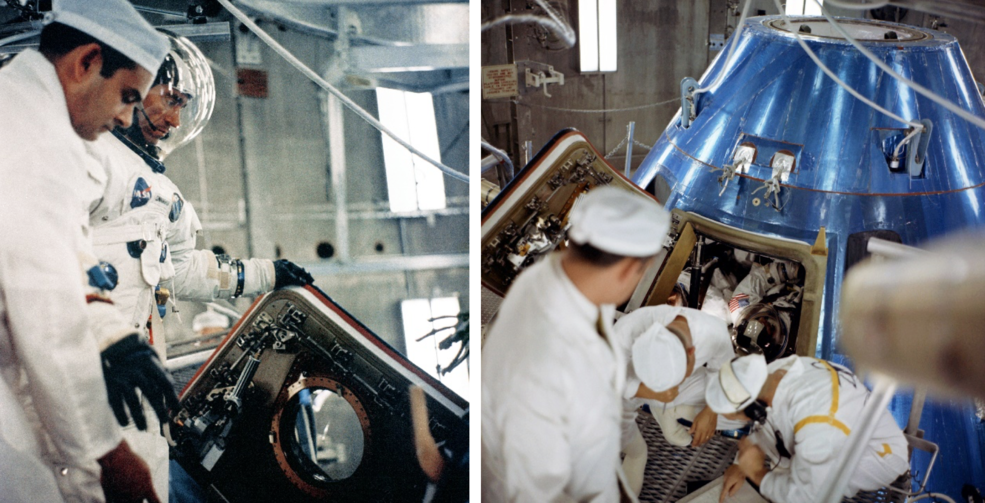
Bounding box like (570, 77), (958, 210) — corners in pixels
(633, 15), (985, 498)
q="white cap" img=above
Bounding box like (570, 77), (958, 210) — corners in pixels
(567, 186), (669, 257)
(632, 325), (686, 392)
(705, 354), (768, 414)
(52, 0), (169, 74)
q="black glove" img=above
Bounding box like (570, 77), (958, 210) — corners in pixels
(274, 259), (314, 289)
(101, 334), (179, 431)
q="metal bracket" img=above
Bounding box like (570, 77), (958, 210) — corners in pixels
(905, 119), (933, 177)
(525, 66), (565, 97)
(680, 77), (699, 129)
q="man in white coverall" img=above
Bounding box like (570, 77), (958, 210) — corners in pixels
(614, 305), (738, 495)
(706, 354), (909, 502)
(0, 1), (178, 501)
(482, 186), (670, 502)
(83, 32), (315, 501)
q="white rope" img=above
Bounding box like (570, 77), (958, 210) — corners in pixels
(216, 0), (468, 184)
(813, 0), (985, 133)
(632, 139), (652, 151)
(694, 0), (753, 95)
(710, 159), (745, 196)
(511, 97), (678, 114)
(481, 139), (515, 179)
(752, 174), (784, 210)
(773, 0), (923, 132)
(822, 0), (891, 9)
(481, 0), (575, 49)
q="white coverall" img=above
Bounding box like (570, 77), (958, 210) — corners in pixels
(613, 305), (739, 493)
(83, 133), (278, 500)
(482, 254), (626, 502)
(750, 356), (908, 501)
(0, 49), (124, 503)
(614, 305), (738, 441)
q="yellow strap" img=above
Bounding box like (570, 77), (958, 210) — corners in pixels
(794, 415), (851, 435)
(793, 359), (851, 436)
(877, 443), (892, 458)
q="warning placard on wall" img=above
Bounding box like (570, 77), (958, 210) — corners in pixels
(482, 64), (519, 99)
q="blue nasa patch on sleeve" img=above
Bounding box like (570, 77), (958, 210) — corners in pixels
(170, 194), (183, 222)
(131, 177), (152, 208)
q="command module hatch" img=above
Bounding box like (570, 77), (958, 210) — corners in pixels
(166, 286), (468, 502)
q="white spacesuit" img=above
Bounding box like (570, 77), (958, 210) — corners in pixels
(728, 260), (801, 330)
(83, 33), (313, 500)
(706, 355), (909, 501)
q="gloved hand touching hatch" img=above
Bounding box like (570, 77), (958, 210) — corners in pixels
(273, 259), (315, 289)
(101, 334), (180, 431)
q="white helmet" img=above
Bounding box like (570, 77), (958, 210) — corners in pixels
(732, 302), (789, 362)
(128, 30), (215, 160)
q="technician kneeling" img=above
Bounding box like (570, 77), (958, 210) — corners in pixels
(706, 354), (908, 502)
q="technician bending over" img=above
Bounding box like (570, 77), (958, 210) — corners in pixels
(706, 354), (908, 502)
(614, 305), (738, 495)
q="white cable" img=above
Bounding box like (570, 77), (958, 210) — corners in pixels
(892, 125), (922, 160)
(216, 0), (468, 184)
(908, 493), (957, 503)
(814, 0), (985, 132)
(0, 29), (39, 47)
(694, 0), (753, 94)
(481, 0), (576, 49)
(823, 0), (891, 9)
(481, 139), (515, 180)
(774, 0), (923, 131)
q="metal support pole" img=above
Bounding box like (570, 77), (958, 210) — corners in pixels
(906, 388), (928, 436)
(625, 121), (635, 177)
(523, 140), (533, 167)
(328, 93), (350, 262)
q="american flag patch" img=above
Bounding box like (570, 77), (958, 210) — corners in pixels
(729, 293), (750, 313)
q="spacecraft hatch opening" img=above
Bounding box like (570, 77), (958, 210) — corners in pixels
(635, 210), (826, 362)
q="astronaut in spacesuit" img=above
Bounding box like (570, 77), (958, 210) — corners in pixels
(728, 259), (802, 360)
(706, 354), (908, 502)
(83, 33), (314, 501)
(613, 305), (738, 495)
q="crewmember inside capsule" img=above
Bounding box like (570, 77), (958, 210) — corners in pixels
(614, 305), (739, 495)
(482, 186), (669, 502)
(706, 354), (908, 502)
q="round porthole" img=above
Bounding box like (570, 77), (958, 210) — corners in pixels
(271, 377), (371, 496)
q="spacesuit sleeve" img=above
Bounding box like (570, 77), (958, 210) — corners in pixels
(759, 419), (845, 501)
(0, 151), (122, 467)
(168, 201), (276, 301)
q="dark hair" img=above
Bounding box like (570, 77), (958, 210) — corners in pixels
(39, 22), (137, 78)
(568, 241), (629, 267)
